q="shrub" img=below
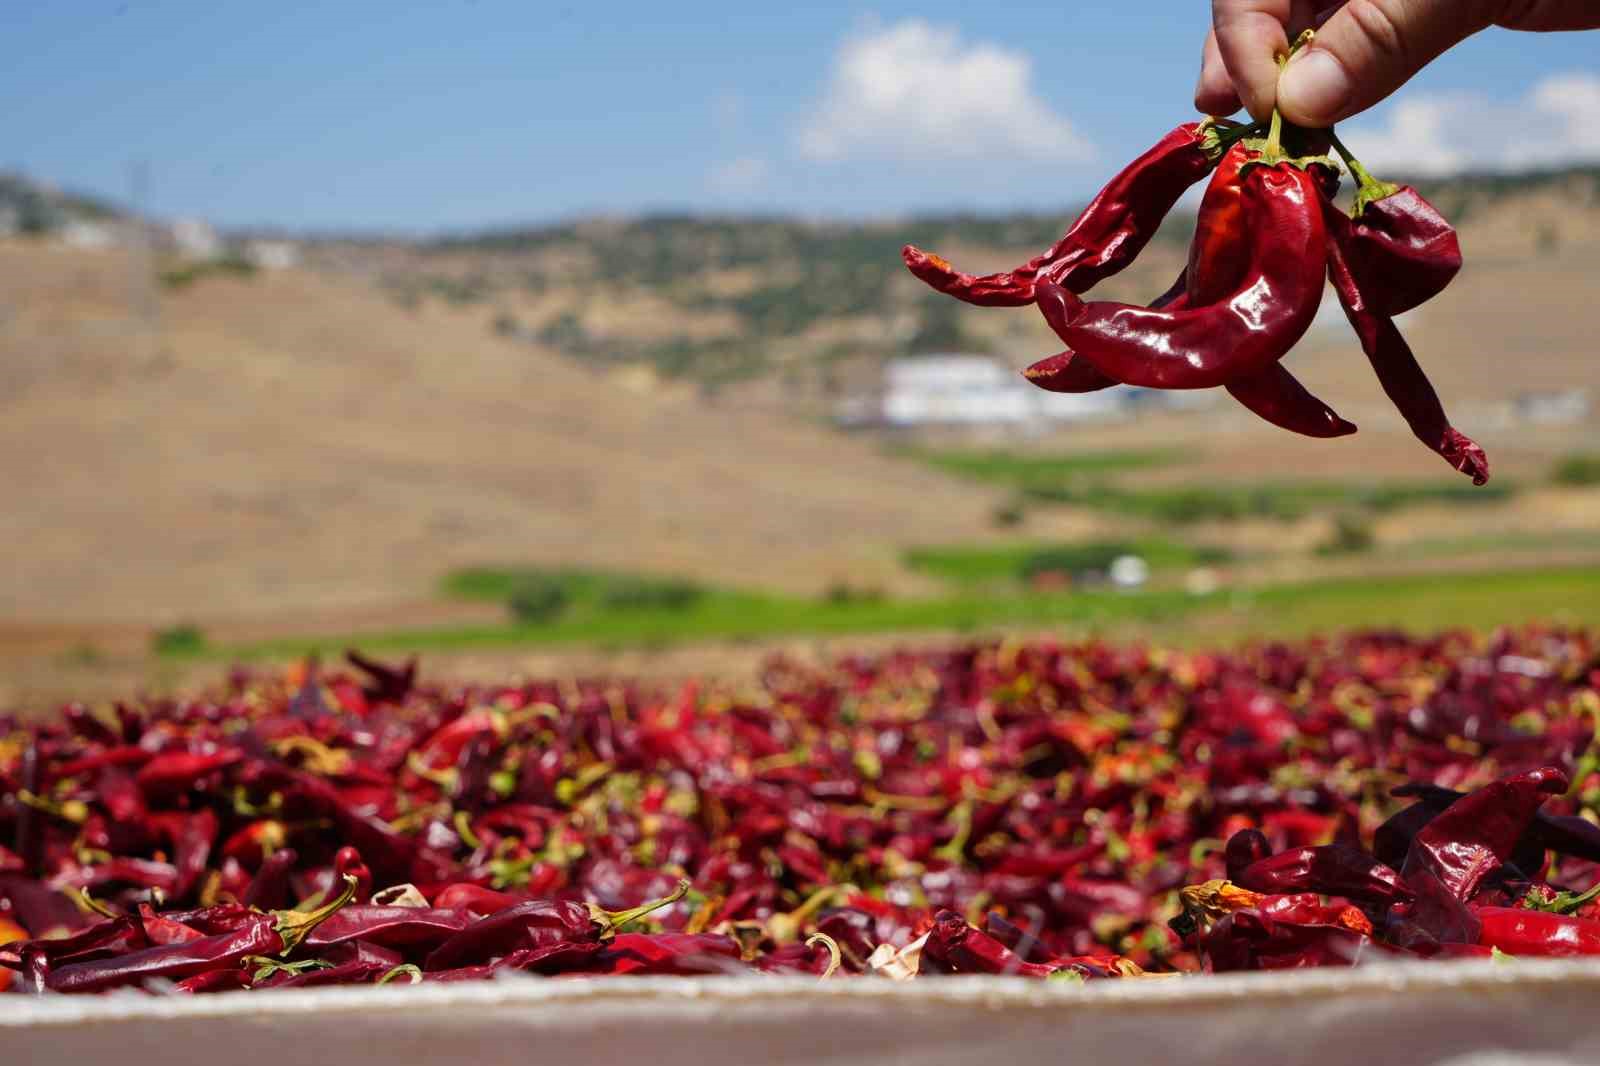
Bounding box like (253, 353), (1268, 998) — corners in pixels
(1317, 515), (1375, 556)
(152, 624), (206, 655)
(599, 577), (704, 612)
(507, 576), (571, 623)
(1554, 454), (1600, 487)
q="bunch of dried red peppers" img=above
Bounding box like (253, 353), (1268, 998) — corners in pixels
(3, 628), (1600, 993)
(903, 33), (1486, 484)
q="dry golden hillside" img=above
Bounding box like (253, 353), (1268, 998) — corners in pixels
(0, 239), (1051, 626)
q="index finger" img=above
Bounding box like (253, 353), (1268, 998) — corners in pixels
(1211, 0), (1293, 121)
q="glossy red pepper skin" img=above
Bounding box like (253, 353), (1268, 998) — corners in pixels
(1038, 163), (1327, 390)
(920, 910), (1058, 977)
(1475, 907), (1600, 957)
(302, 906), (472, 951)
(45, 917), (281, 992)
(1341, 185), (1462, 317)
(1401, 767), (1567, 901)
(173, 967), (252, 994)
(1320, 193), (1488, 484)
(422, 899), (593, 970)
(1233, 843), (1407, 905)
(135, 749), (243, 798)
(903, 123), (1219, 306)
(433, 882), (522, 915)
(1203, 909), (1371, 971)
(590, 932), (742, 975)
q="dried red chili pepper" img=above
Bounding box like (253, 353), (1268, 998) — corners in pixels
(1401, 767), (1567, 902)
(1326, 132), (1461, 317)
(302, 906), (472, 952)
(1036, 153), (1328, 390)
(1475, 906), (1600, 957)
(919, 910), (1058, 977)
(1320, 202), (1489, 483)
(42, 875), (355, 993)
(173, 967), (252, 994)
(423, 879), (687, 970)
(590, 932), (743, 975)
(1230, 839), (1407, 905)
(903, 121), (1241, 306)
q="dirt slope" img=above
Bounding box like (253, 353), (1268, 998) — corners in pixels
(0, 239), (1022, 625)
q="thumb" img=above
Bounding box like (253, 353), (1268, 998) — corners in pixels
(1277, 0), (1495, 126)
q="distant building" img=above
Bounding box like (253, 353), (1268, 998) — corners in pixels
(1515, 388), (1590, 425)
(871, 354), (1128, 428)
(245, 240), (299, 271)
(60, 219), (115, 249)
(0, 205), (18, 238)
(171, 218), (221, 259)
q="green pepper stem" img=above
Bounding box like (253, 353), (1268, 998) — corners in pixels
(591, 877), (691, 934)
(274, 873), (357, 954)
(1328, 129), (1400, 214)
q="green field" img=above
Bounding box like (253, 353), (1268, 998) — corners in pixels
(168, 563), (1600, 663)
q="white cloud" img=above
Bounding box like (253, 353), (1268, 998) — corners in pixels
(1342, 72), (1600, 177)
(708, 156), (771, 194)
(797, 19), (1093, 165)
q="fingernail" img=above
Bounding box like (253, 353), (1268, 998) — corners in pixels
(1278, 49), (1351, 124)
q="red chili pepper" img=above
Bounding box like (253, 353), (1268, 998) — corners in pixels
(137, 903), (206, 946)
(173, 967), (252, 994)
(264, 940), (405, 988)
(1037, 160), (1328, 390)
(903, 121), (1228, 306)
(1328, 133), (1462, 317)
(1475, 906), (1600, 957)
(423, 880), (687, 970)
(423, 939), (601, 982)
(242, 848), (300, 911)
(302, 906), (472, 951)
(146, 809), (218, 903)
(1321, 200), (1489, 484)
(43, 875), (354, 993)
(135, 749), (244, 797)
(1401, 767), (1567, 902)
(920, 911), (1058, 977)
(1231, 840), (1408, 905)
(433, 882), (522, 915)
(591, 932), (743, 975)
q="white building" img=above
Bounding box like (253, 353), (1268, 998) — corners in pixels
(1516, 388), (1590, 425)
(878, 354), (1128, 428)
(171, 218), (221, 259)
(61, 219), (115, 249)
(245, 240), (299, 271)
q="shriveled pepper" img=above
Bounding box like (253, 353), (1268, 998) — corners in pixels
(1036, 151), (1328, 390)
(903, 121), (1234, 306)
(43, 875), (356, 993)
(1322, 211), (1489, 484)
(423, 879), (688, 970)
(1327, 132), (1461, 317)
(1401, 767), (1567, 902)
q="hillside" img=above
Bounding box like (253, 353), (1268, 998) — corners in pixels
(1, 163), (1598, 706)
(0, 237), (1044, 628)
(307, 165), (1600, 410)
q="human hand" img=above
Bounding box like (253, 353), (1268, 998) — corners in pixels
(1196, 1), (1600, 127)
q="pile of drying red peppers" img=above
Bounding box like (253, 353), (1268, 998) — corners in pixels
(3, 628), (1600, 994)
(904, 33), (1487, 484)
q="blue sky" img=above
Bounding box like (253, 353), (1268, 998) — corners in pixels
(5, 2), (1597, 232)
